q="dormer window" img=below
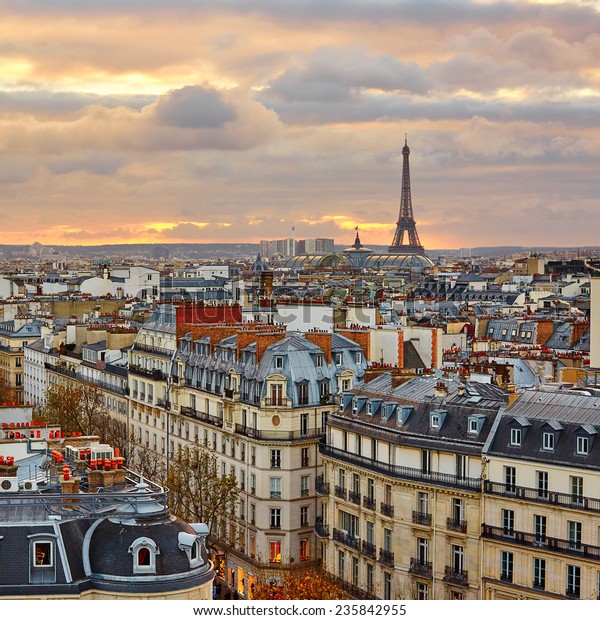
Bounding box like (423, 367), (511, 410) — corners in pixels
(178, 531), (203, 569)
(352, 399), (358, 414)
(33, 541), (53, 567)
(315, 354), (323, 368)
(468, 419), (478, 434)
(335, 353), (343, 365)
(129, 537), (160, 574)
(430, 414), (440, 429)
(510, 428), (522, 446)
(576, 436), (589, 455)
(543, 432), (554, 451)
(366, 402), (372, 416)
(274, 356), (283, 369)
(355, 352), (362, 364)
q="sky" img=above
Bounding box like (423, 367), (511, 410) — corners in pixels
(0, 0), (599, 250)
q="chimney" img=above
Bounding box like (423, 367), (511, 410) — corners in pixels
(457, 383), (466, 397)
(434, 381), (448, 398)
(305, 330), (332, 364)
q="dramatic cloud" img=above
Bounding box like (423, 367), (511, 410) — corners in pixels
(0, 0), (598, 248)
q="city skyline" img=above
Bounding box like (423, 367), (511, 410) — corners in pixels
(0, 0), (599, 248)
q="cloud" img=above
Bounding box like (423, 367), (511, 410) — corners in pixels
(262, 47), (433, 104)
(154, 85), (237, 128)
(47, 152), (129, 175)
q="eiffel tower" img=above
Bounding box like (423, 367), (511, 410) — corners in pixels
(388, 136), (425, 255)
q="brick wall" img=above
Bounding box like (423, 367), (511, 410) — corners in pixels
(305, 331), (332, 364)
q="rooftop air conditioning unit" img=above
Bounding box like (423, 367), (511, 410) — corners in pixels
(22, 479), (38, 491)
(0, 477), (19, 493)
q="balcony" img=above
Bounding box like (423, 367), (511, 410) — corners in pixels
(380, 502), (394, 518)
(316, 475), (330, 495)
(481, 524), (600, 561)
(223, 388), (238, 402)
(378, 549), (394, 567)
(270, 491), (282, 499)
(335, 485), (347, 500)
(320, 443), (481, 491)
(412, 511), (432, 526)
(322, 572), (377, 601)
(234, 424), (324, 441)
(362, 541), (376, 559)
(132, 342), (174, 358)
(363, 496), (375, 510)
(409, 557), (432, 578)
(315, 517), (330, 538)
(156, 398), (170, 410)
(129, 365), (166, 381)
(444, 566), (469, 586)
(264, 397), (292, 408)
(333, 528), (360, 551)
(349, 490), (361, 505)
(447, 518), (468, 533)
(484, 480), (600, 513)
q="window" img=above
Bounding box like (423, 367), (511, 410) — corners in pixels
(270, 449), (281, 469)
(417, 537), (429, 563)
(534, 514), (547, 544)
(576, 436), (589, 455)
(568, 521), (582, 551)
(502, 509), (514, 536)
(251, 446), (256, 466)
(270, 508), (281, 529)
(504, 466), (516, 493)
(384, 528), (392, 553)
(501, 551), (513, 582)
(571, 476), (584, 504)
(542, 432), (554, 451)
(300, 538), (309, 561)
(250, 473), (256, 495)
(421, 449), (431, 475)
(315, 355), (323, 368)
(355, 352), (362, 364)
(300, 506), (309, 528)
(430, 414), (440, 429)
(301, 447), (309, 467)
(468, 418), (478, 434)
(338, 550), (345, 578)
(366, 564), (374, 593)
(129, 537), (159, 574)
(335, 353), (343, 365)
(366, 521), (374, 545)
(301, 475), (309, 497)
(384, 572), (392, 600)
(274, 356), (283, 369)
(567, 565), (581, 598)
(270, 478), (282, 499)
(269, 541), (281, 563)
(297, 383), (309, 405)
(418, 491), (429, 515)
(416, 583), (429, 600)
(300, 412), (308, 436)
(510, 428), (522, 446)
(338, 468), (346, 490)
(536, 471), (549, 499)
(452, 498), (465, 523)
(352, 557), (359, 587)
(367, 478), (375, 502)
(451, 545), (464, 573)
(456, 454), (468, 479)
(533, 557), (546, 589)
(33, 541), (53, 567)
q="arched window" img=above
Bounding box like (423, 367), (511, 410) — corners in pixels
(129, 537), (159, 574)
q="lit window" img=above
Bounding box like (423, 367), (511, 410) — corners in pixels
(269, 541), (281, 563)
(129, 537), (160, 574)
(33, 541), (53, 567)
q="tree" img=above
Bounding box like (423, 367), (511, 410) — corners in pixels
(166, 444), (239, 538)
(251, 569), (348, 600)
(37, 382), (127, 447)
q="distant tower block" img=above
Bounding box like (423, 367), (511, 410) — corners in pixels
(388, 137), (426, 256)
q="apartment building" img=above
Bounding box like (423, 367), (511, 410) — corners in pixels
(482, 389), (600, 600)
(319, 374), (505, 600)
(126, 303), (366, 598)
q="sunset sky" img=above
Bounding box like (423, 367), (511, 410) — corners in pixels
(0, 0), (599, 249)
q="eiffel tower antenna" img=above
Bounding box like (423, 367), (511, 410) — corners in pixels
(388, 136), (425, 255)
